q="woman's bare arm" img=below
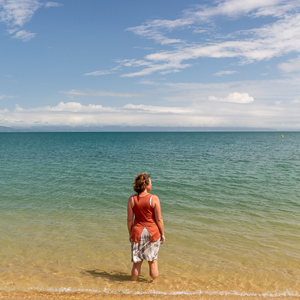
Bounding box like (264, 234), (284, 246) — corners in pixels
(127, 197), (134, 242)
(152, 195), (165, 244)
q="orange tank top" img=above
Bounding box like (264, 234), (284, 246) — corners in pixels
(130, 193), (161, 243)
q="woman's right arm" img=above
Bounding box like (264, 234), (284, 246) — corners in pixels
(152, 195), (165, 244)
(127, 197), (134, 242)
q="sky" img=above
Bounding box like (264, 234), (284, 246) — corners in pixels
(1, 0), (300, 130)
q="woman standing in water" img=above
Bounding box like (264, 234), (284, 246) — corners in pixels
(127, 173), (165, 281)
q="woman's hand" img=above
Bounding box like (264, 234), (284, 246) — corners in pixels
(161, 234), (165, 244)
(129, 235), (131, 243)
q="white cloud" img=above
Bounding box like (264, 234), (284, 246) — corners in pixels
(191, 0), (293, 20)
(59, 89), (144, 98)
(123, 104), (192, 114)
(213, 70), (238, 76)
(44, 2), (62, 8)
(0, 94), (14, 100)
(278, 56), (300, 73)
(126, 0), (299, 44)
(291, 99), (300, 104)
(146, 14), (300, 62)
(0, 0), (41, 27)
(83, 70), (113, 76)
(120, 0), (300, 77)
(123, 14), (300, 76)
(12, 29), (35, 41)
(117, 59), (152, 68)
(157, 77), (300, 108)
(209, 92), (254, 103)
(1, 99), (299, 129)
(37, 102), (104, 112)
(126, 0), (295, 45)
(0, 0), (61, 40)
(126, 18), (190, 45)
(137, 80), (160, 85)
(12, 102), (191, 114)
(120, 59), (191, 77)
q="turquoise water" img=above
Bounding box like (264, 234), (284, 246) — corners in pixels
(0, 132), (299, 296)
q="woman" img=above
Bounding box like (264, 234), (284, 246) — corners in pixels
(127, 173), (165, 281)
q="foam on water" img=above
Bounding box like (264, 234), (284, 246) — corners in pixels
(23, 287), (299, 298)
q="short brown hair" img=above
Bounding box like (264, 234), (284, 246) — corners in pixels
(133, 173), (151, 194)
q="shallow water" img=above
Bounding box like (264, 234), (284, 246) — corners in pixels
(0, 132), (299, 297)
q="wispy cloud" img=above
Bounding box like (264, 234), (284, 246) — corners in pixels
(291, 98), (300, 104)
(0, 94), (14, 100)
(120, 0), (300, 77)
(0, 0), (61, 41)
(44, 2), (62, 8)
(145, 14), (300, 64)
(126, 0), (299, 44)
(0, 0), (41, 27)
(189, 0), (295, 20)
(12, 29), (35, 41)
(126, 18), (191, 45)
(59, 89), (144, 98)
(278, 56), (300, 73)
(119, 59), (190, 77)
(83, 66), (121, 76)
(123, 103), (192, 114)
(83, 70), (113, 76)
(137, 80), (160, 85)
(213, 70), (238, 76)
(209, 92), (254, 103)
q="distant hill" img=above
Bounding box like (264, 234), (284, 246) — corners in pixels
(6, 125), (277, 132)
(0, 126), (21, 132)
(0, 125), (280, 132)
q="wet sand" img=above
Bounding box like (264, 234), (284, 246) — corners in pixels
(0, 291), (299, 300)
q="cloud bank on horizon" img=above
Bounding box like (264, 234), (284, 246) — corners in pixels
(1, 0), (300, 129)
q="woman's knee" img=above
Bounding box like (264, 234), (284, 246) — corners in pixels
(132, 261), (143, 274)
(148, 260), (159, 279)
(131, 261), (143, 280)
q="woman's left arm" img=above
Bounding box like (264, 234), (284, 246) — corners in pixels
(152, 196), (165, 244)
(127, 197), (134, 242)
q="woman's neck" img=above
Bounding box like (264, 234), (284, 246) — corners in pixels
(138, 190), (148, 197)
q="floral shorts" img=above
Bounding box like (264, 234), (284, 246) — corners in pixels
(131, 227), (161, 263)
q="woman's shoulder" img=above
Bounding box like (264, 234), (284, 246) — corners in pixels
(150, 194), (159, 201)
(128, 194), (137, 202)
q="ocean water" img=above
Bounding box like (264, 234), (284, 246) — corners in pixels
(0, 132), (299, 297)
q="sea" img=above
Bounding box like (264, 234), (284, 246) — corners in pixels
(0, 132), (299, 298)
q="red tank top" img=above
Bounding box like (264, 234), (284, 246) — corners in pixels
(130, 193), (161, 243)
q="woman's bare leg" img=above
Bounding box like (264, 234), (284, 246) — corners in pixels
(131, 261), (143, 281)
(148, 260), (158, 280)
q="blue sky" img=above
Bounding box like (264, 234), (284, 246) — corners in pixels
(1, 0), (300, 129)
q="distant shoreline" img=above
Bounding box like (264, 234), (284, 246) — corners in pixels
(1, 125), (297, 133)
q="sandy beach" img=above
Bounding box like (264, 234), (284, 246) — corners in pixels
(0, 290), (299, 300)
(0, 290), (300, 300)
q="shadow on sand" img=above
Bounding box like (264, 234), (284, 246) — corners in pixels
(82, 270), (149, 283)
